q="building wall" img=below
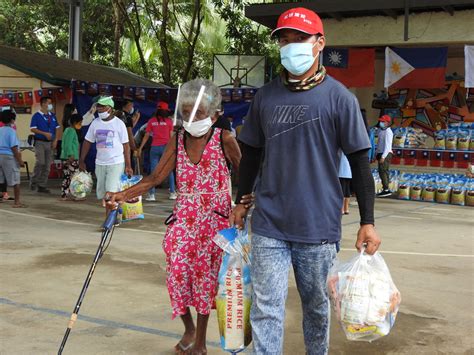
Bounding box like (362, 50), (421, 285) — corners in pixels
(325, 10), (474, 47)
(0, 64), (68, 173)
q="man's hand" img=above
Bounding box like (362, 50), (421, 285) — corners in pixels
(379, 157), (385, 164)
(239, 193), (255, 209)
(134, 148), (142, 157)
(104, 191), (126, 209)
(52, 140), (58, 150)
(79, 161), (87, 172)
(355, 224), (381, 255)
(125, 166), (133, 177)
(44, 132), (52, 141)
(18, 160), (25, 168)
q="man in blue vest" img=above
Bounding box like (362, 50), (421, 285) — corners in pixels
(29, 96), (60, 193)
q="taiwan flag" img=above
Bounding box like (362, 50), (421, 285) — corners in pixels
(323, 48), (375, 87)
(384, 47), (447, 89)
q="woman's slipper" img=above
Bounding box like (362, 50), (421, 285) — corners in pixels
(175, 341), (194, 354)
(344, 211), (350, 215)
(3, 197), (15, 201)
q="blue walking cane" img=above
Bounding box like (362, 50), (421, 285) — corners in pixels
(58, 207), (121, 354)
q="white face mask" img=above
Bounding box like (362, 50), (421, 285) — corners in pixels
(98, 110), (111, 120)
(184, 117), (212, 137)
(47, 104), (54, 112)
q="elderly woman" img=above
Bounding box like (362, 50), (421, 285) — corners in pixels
(106, 79), (249, 355)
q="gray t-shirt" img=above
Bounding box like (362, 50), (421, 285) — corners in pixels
(239, 75), (370, 244)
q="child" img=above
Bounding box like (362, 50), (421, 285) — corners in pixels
(60, 113), (82, 200)
(79, 96), (133, 208)
(0, 110), (26, 207)
(339, 152), (352, 214)
(105, 79), (252, 355)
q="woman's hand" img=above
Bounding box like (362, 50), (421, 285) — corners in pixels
(103, 191), (126, 209)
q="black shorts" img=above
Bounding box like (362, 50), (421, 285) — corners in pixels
(339, 178), (352, 198)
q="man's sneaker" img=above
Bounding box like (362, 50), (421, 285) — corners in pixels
(37, 187), (51, 194)
(30, 183), (37, 191)
(145, 194), (156, 201)
(377, 190), (392, 198)
(169, 192), (177, 200)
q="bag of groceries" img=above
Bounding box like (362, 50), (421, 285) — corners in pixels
(213, 226), (252, 353)
(327, 249), (401, 342)
(119, 174), (144, 222)
(69, 171), (93, 199)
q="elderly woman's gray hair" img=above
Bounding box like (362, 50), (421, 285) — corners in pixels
(178, 78), (222, 118)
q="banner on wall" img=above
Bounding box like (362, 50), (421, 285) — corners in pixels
(323, 48), (375, 87)
(465, 45), (474, 88)
(385, 47), (448, 89)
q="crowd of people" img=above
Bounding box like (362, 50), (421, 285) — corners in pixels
(0, 6), (414, 355)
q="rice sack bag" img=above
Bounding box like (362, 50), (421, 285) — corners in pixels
(119, 174), (144, 222)
(213, 226), (252, 353)
(327, 250), (401, 342)
(450, 178), (467, 206)
(410, 175), (423, 201)
(69, 171), (93, 199)
(392, 128), (407, 148)
(445, 131), (458, 150)
(435, 176), (451, 204)
(422, 176), (437, 202)
(470, 137), (474, 151)
(397, 173), (412, 200)
(434, 131), (446, 150)
(466, 181), (474, 207)
(457, 130), (470, 151)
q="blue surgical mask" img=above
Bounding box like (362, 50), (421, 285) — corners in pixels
(280, 42), (318, 76)
(379, 122), (386, 129)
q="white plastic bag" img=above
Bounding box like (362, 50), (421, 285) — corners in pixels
(213, 226), (252, 353)
(69, 171), (93, 199)
(327, 250), (401, 342)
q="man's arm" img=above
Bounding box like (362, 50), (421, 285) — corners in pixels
(53, 126), (60, 149)
(382, 130), (393, 159)
(30, 128), (52, 140)
(347, 149), (380, 254)
(123, 143), (132, 175)
(127, 127), (136, 151)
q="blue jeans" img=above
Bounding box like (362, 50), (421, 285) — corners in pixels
(149, 145), (175, 194)
(250, 233), (337, 355)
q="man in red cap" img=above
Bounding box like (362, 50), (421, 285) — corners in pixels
(376, 115), (394, 197)
(230, 7), (380, 354)
(137, 101), (176, 200)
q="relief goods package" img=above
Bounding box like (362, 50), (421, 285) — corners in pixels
(213, 226), (252, 353)
(69, 171), (93, 199)
(328, 250), (401, 342)
(119, 174), (144, 222)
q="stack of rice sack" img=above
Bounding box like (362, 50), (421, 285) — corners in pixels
(395, 173), (474, 206)
(392, 128), (428, 148)
(434, 123), (474, 151)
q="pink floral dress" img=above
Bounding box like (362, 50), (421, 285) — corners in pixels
(163, 128), (231, 319)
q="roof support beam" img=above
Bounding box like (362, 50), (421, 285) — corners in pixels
(383, 9), (399, 19)
(442, 5), (455, 15)
(404, 0), (409, 41)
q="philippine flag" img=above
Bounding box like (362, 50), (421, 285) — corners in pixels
(323, 48), (375, 87)
(384, 47), (447, 89)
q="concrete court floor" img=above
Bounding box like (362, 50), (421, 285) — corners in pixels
(0, 182), (473, 355)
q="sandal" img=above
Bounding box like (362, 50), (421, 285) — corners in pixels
(175, 341), (194, 354)
(12, 203), (27, 208)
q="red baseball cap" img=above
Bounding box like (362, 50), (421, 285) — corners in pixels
(378, 115), (392, 123)
(156, 101), (169, 111)
(0, 98), (13, 106)
(271, 7), (324, 37)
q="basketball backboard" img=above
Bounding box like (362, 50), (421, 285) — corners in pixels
(213, 54), (266, 88)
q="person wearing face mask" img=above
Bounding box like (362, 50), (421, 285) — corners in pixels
(137, 101), (175, 201)
(104, 79), (256, 355)
(60, 114), (83, 201)
(375, 115), (394, 197)
(79, 96), (133, 205)
(121, 99), (139, 152)
(229, 7), (380, 354)
(29, 96), (60, 193)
